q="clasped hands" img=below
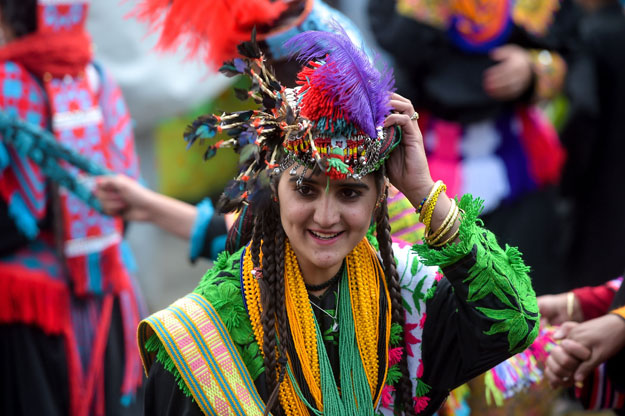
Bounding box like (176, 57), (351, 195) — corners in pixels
(539, 294), (625, 388)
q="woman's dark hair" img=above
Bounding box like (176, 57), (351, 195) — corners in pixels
(247, 167), (417, 416)
(0, 0), (37, 38)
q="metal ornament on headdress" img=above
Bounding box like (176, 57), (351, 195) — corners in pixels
(185, 26), (400, 213)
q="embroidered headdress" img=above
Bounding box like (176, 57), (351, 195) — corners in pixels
(183, 26), (398, 212)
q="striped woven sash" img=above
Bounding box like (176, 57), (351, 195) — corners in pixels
(137, 293), (269, 416)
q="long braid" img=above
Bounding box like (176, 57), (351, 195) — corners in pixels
(268, 221), (289, 415)
(259, 205), (282, 415)
(376, 197), (417, 416)
(274, 222), (289, 363)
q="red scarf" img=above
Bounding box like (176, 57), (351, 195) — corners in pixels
(0, 29), (91, 78)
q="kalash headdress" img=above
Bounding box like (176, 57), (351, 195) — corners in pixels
(184, 25), (399, 212)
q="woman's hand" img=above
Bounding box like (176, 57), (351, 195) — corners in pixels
(546, 314), (625, 388)
(384, 93), (434, 206)
(95, 174), (199, 239)
(562, 315), (625, 383)
(545, 331), (590, 388)
(95, 174), (156, 222)
(483, 44), (533, 101)
(538, 293), (583, 327)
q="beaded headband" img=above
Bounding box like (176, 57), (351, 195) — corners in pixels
(185, 26), (399, 212)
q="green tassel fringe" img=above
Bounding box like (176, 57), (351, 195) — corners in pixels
(413, 194), (539, 354)
(386, 364), (402, 385)
(145, 334), (193, 398)
(389, 322), (403, 346)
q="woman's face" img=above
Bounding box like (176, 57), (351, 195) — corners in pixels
(277, 166), (379, 281)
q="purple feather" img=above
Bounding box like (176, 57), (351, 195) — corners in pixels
(284, 22), (394, 138)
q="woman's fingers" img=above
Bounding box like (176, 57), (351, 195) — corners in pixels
(390, 92), (411, 104)
(550, 344), (584, 373)
(545, 348), (579, 387)
(384, 113), (421, 139)
(545, 365), (574, 389)
(389, 99), (413, 114)
(553, 321), (578, 340)
(560, 339), (592, 362)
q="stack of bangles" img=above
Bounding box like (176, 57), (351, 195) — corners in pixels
(417, 180), (462, 248)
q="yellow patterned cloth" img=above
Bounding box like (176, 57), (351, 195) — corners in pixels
(137, 294), (269, 416)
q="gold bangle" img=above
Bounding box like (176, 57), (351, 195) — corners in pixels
(432, 208), (463, 248)
(418, 180), (443, 223)
(566, 292), (575, 320)
(419, 181), (446, 229)
(425, 199), (457, 245)
(429, 204), (459, 246)
(433, 226), (460, 248)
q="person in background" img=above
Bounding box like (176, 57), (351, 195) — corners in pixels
(558, 0), (625, 289)
(368, 0), (581, 295)
(0, 1), (144, 414)
(539, 277), (625, 412)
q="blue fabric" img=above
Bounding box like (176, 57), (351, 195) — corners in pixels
(8, 193), (38, 239)
(210, 234), (227, 261)
(87, 252), (103, 295)
(120, 240), (138, 274)
(0, 142), (9, 171)
(265, 0), (368, 60)
(189, 198), (214, 262)
(495, 111), (537, 201)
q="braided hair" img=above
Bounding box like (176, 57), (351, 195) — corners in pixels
(242, 167), (416, 416)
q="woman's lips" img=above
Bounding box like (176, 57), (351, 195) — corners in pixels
(308, 230), (344, 244)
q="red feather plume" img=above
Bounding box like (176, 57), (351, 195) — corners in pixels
(133, 0), (287, 69)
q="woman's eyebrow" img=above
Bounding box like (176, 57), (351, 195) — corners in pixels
(338, 182), (370, 190)
(288, 176), (321, 185)
(288, 176), (370, 190)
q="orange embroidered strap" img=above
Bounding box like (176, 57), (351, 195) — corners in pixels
(137, 294), (269, 416)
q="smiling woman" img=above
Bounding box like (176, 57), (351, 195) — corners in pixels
(137, 27), (540, 416)
(278, 168), (379, 287)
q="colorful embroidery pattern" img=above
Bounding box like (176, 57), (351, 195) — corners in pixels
(447, 0), (513, 52)
(377, 243), (440, 415)
(395, 0), (562, 52)
(139, 294), (268, 416)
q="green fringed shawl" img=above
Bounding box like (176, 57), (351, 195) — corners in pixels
(412, 194), (539, 353)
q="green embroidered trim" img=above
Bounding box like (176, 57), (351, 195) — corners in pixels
(412, 194), (539, 353)
(386, 365), (402, 385)
(145, 248), (264, 399)
(365, 224), (379, 251)
(415, 378), (431, 396)
(385, 322), (404, 386)
(389, 322), (403, 346)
